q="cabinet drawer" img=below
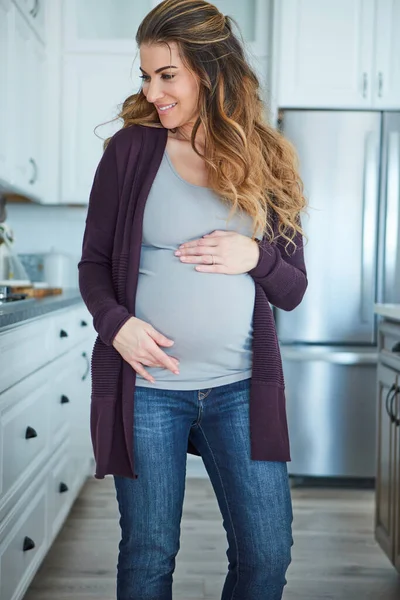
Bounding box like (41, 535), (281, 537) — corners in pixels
(0, 317), (53, 393)
(0, 485), (47, 600)
(49, 342), (92, 449)
(52, 304), (94, 357)
(379, 322), (400, 366)
(0, 369), (51, 506)
(48, 446), (73, 540)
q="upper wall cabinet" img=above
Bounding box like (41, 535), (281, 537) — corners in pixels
(62, 0), (155, 54)
(0, 0), (47, 200)
(275, 0), (400, 110)
(11, 3), (46, 199)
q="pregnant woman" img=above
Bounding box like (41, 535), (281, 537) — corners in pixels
(78, 1), (308, 599)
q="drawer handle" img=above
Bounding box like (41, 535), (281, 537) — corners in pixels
(80, 320), (88, 327)
(23, 536), (36, 552)
(392, 342), (400, 353)
(60, 329), (68, 338)
(60, 394), (70, 404)
(389, 386), (400, 426)
(82, 351), (90, 381)
(59, 482), (69, 494)
(25, 426), (38, 439)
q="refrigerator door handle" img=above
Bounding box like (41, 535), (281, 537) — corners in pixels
(360, 132), (379, 324)
(385, 132), (400, 302)
(280, 348), (378, 364)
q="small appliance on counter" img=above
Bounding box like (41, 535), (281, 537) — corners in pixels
(42, 249), (76, 288)
(19, 249), (77, 289)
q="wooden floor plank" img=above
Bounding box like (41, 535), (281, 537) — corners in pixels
(24, 477), (400, 599)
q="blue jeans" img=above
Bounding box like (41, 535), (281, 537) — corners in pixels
(114, 378), (293, 600)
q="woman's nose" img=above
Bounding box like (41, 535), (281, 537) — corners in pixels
(145, 80), (164, 104)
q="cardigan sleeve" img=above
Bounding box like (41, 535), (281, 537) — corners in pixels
(248, 216), (308, 311)
(78, 135), (132, 346)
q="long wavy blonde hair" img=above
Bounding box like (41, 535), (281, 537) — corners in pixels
(104, 0), (307, 249)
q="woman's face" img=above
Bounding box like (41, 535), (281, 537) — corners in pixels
(139, 42), (200, 130)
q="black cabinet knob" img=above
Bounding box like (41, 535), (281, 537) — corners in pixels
(25, 426), (38, 439)
(80, 320), (88, 327)
(392, 342), (400, 353)
(23, 536), (35, 552)
(59, 329), (68, 338)
(59, 482), (69, 494)
(60, 394), (70, 404)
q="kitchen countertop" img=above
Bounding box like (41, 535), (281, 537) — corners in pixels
(374, 304), (400, 322)
(0, 289), (84, 332)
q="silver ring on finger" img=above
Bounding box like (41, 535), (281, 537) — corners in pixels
(210, 254), (215, 265)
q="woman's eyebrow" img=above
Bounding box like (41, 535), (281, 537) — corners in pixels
(139, 65), (178, 74)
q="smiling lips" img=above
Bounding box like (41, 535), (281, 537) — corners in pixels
(156, 102), (177, 112)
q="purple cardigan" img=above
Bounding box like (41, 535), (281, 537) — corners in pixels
(78, 124), (308, 479)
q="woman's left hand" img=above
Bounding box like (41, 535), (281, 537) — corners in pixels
(174, 230), (260, 275)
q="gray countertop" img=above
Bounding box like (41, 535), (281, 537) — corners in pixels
(374, 304), (400, 322)
(0, 289), (84, 332)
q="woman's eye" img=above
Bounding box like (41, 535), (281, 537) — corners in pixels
(139, 74), (175, 82)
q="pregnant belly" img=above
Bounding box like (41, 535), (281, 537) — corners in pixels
(134, 252), (255, 363)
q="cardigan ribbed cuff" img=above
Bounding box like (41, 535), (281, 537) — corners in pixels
(248, 241), (278, 281)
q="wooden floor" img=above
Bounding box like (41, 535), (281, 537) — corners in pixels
(24, 475), (400, 600)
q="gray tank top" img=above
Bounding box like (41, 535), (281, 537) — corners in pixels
(134, 149), (256, 390)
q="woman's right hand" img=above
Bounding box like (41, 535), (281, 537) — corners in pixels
(112, 317), (179, 384)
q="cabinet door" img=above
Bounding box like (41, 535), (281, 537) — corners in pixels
(60, 53), (137, 204)
(373, 0), (400, 109)
(276, 0), (375, 108)
(62, 0), (153, 54)
(0, 0), (13, 185)
(11, 5), (46, 200)
(375, 363), (398, 563)
(11, 4), (31, 192)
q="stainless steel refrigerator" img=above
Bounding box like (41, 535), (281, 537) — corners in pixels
(276, 110), (400, 479)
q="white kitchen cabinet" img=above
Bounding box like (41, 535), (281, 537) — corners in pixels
(0, 0), (13, 185)
(8, 2), (46, 200)
(13, 0), (46, 44)
(373, 0), (400, 109)
(276, 0), (376, 109)
(275, 0), (400, 110)
(0, 301), (96, 600)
